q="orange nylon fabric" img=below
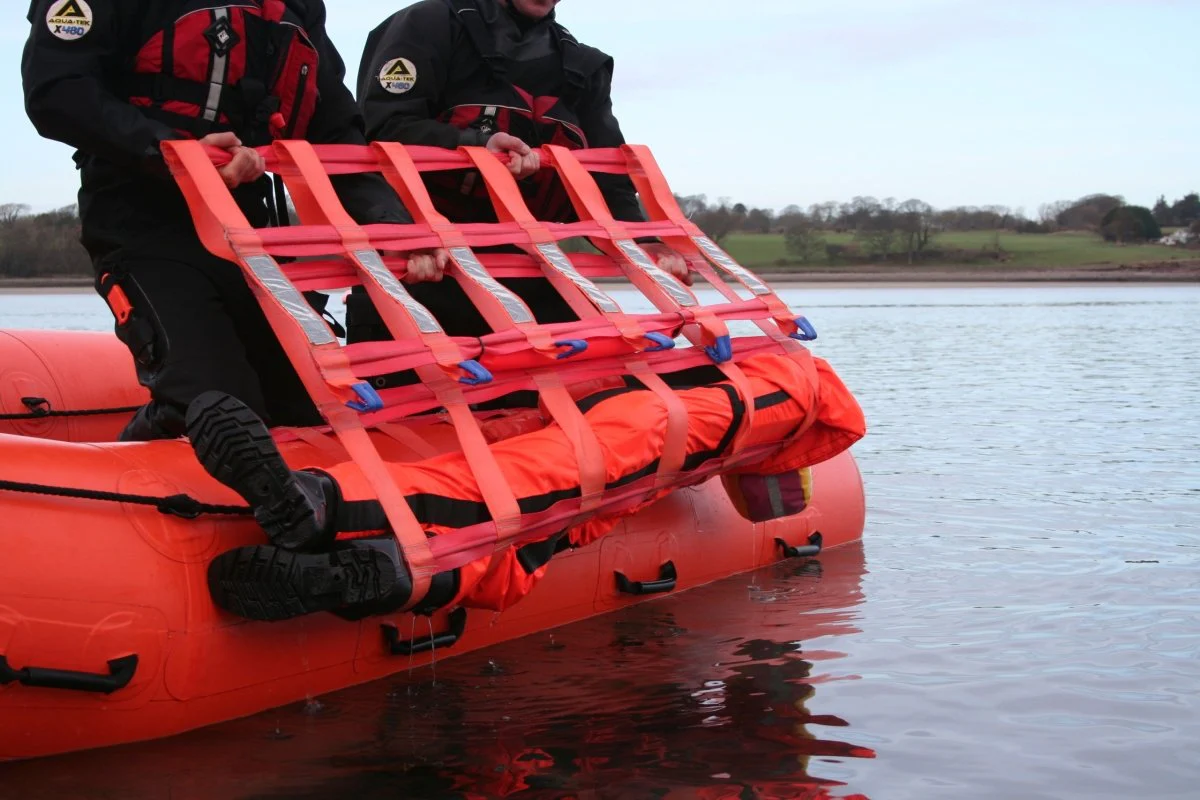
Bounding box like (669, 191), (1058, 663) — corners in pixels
(321, 351), (865, 611)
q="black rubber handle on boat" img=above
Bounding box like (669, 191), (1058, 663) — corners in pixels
(614, 561), (677, 595)
(0, 654), (138, 694)
(381, 608), (468, 656)
(776, 532), (823, 559)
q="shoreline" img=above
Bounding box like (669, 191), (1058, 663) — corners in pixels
(3, 261), (1198, 294)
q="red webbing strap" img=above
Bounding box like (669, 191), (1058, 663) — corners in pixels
(621, 144), (805, 340)
(461, 148), (610, 518)
(460, 146), (646, 345)
(374, 422), (441, 461)
(618, 145), (824, 435)
(375, 141), (610, 531)
(163, 140), (357, 409)
(270, 140), (523, 578)
(460, 147), (640, 513)
(545, 144), (758, 452)
(464, 148), (609, 517)
(162, 140), (437, 602)
(272, 141), (467, 378)
(532, 373), (606, 515)
(369, 142), (561, 360)
(544, 146), (705, 328)
(284, 427), (346, 458)
(624, 362), (688, 490)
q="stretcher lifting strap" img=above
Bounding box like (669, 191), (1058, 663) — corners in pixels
(463, 146), (693, 492)
(165, 139), (822, 607)
(544, 145), (759, 455)
(369, 141), (595, 538)
(619, 144), (823, 435)
(274, 139), (524, 566)
(164, 139), (441, 605)
(460, 147), (668, 512)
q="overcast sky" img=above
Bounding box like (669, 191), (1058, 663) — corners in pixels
(4, 0), (1197, 215)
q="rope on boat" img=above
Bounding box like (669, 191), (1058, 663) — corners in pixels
(0, 397), (141, 421)
(0, 478), (252, 520)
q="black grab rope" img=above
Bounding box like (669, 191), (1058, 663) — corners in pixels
(0, 478), (252, 520)
(0, 397), (142, 422)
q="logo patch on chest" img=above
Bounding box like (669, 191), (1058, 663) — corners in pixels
(204, 16), (240, 58)
(46, 0), (93, 41)
(379, 57), (418, 94)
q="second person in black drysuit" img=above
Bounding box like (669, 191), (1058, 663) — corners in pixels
(346, 0), (689, 346)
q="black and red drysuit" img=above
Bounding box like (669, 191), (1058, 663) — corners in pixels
(22, 0), (412, 439)
(346, 0), (649, 346)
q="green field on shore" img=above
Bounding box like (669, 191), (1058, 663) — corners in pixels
(719, 230), (1195, 269)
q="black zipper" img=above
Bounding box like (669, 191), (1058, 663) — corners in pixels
(286, 63), (309, 136)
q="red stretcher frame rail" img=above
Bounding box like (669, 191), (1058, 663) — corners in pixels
(161, 139), (820, 610)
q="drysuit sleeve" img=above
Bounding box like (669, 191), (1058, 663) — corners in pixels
(357, 1), (491, 149)
(22, 0), (183, 178)
(303, 1), (412, 225)
(576, 59), (647, 224)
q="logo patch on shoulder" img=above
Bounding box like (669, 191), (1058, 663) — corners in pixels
(46, 0), (93, 41)
(378, 58), (418, 94)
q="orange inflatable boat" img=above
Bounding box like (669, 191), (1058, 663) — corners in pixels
(0, 141), (866, 761)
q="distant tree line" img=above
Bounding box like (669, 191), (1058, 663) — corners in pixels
(674, 190), (1200, 264)
(1150, 193), (1200, 229)
(3, 189), (1199, 280)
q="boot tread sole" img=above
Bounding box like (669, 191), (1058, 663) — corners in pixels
(208, 545), (399, 622)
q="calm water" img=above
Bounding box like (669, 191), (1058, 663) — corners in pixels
(2, 284), (1199, 799)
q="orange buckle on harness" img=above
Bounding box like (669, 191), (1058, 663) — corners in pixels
(101, 277), (134, 326)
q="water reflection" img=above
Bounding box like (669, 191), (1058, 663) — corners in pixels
(0, 545), (872, 800)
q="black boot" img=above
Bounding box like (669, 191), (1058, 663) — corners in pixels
(185, 391), (338, 552)
(206, 538), (412, 622)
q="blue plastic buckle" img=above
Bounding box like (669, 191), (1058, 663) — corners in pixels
(789, 316), (818, 342)
(458, 359), (493, 386)
(554, 339), (589, 360)
(346, 382), (384, 413)
(704, 334), (733, 364)
(643, 332), (676, 353)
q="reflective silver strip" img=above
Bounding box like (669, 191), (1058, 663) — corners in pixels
(693, 236), (771, 296)
(352, 250), (444, 335)
(202, 9), (229, 123)
(243, 255), (336, 346)
(534, 243), (621, 314)
(766, 475), (786, 520)
(449, 247), (535, 324)
(614, 239), (696, 307)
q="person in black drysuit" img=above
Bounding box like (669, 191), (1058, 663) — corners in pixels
(345, 0), (689, 346)
(22, 0), (445, 443)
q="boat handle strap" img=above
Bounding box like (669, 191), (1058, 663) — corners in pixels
(614, 561), (677, 596)
(0, 653), (138, 695)
(775, 532), (824, 560)
(381, 608), (468, 657)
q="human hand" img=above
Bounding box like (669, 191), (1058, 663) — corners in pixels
(405, 248), (451, 282)
(198, 132), (266, 189)
(487, 132), (541, 180)
(642, 243), (692, 285)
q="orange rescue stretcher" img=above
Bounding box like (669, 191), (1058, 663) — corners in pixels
(0, 141), (867, 761)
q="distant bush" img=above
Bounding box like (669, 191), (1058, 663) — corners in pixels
(783, 221), (826, 263)
(1100, 206), (1162, 243)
